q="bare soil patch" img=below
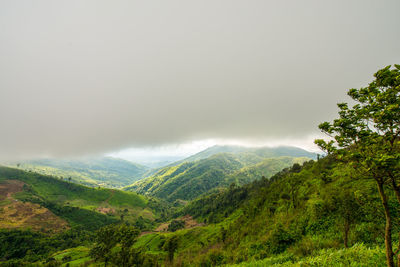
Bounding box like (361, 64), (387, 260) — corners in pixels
(153, 214), (205, 233)
(96, 207), (116, 215)
(182, 214), (205, 228)
(0, 179), (24, 201)
(0, 179), (69, 233)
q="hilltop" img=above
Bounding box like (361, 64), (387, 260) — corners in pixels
(169, 145), (318, 166)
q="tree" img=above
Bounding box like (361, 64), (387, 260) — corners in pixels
(90, 224), (140, 267)
(315, 65), (400, 267)
(163, 235), (179, 263)
(114, 224), (140, 267)
(89, 225), (118, 267)
(167, 219), (185, 232)
(333, 188), (362, 248)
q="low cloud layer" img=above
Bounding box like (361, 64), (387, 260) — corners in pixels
(1, 0), (399, 160)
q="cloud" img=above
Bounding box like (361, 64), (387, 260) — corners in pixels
(1, 0), (399, 160)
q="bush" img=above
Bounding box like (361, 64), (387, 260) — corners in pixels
(168, 219), (185, 232)
(288, 236), (340, 257)
(266, 224), (296, 254)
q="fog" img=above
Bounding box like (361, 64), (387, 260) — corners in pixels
(1, 0), (399, 160)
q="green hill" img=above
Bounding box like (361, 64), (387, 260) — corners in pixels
(125, 153), (310, 202)
(0, 166), (166, 232)
(7, 157), (149, 188)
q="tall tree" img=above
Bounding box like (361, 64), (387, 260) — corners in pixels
(114, 224), (140, 267)
(164, 235), (179, 264)
(315, 65), (400, 267)
(89, 224), (117, 267)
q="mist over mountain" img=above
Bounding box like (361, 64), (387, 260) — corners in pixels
(6, 157), (149, 188)
(185, 145), (317, 161)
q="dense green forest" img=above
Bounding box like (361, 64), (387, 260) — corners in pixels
(0, 65), (399, 266)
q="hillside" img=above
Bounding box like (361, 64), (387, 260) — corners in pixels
(0, 166), (168, 232)
(6, 157), (149, 188)
(125, 153), (310, 202)
(124, 156), (390, 266)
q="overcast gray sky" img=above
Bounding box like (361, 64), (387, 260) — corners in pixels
(1, 0), (399, 160)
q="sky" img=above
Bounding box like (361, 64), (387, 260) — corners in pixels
(1, 0), (400, 162)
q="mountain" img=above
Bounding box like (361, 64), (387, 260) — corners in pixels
(124, 152), (310, 202)
(7, 157), (149, 188)
(170, 145), (318, 166)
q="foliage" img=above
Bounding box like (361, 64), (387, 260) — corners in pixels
(315, 65), (400, 266)
(167, 219), (185, 232)
(228, 243), (386, 266)
(130, 156), (396, 266)
(0, 228), (94, 262)
(90, 223), (141, 267)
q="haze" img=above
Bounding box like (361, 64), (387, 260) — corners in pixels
(1, 0), (399, 160)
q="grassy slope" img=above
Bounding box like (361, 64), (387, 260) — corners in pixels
(0, 166), (155, 231)
(125, 153), (310, 202)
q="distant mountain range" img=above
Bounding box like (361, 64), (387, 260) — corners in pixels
(6, 157), (149, 188)
(124, 145), (316, 202)
(5, 145), (317, 192)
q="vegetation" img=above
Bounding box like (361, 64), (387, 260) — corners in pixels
(0, 166), (169, 264)
(125, 153), (310, 202)
(315, 64), (400, 266)
(0, 228), (94, 263)
(168, 219), (185, 232)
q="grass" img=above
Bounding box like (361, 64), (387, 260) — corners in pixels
(52, 246), (94, 266)
(226, 244), (386, 267)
